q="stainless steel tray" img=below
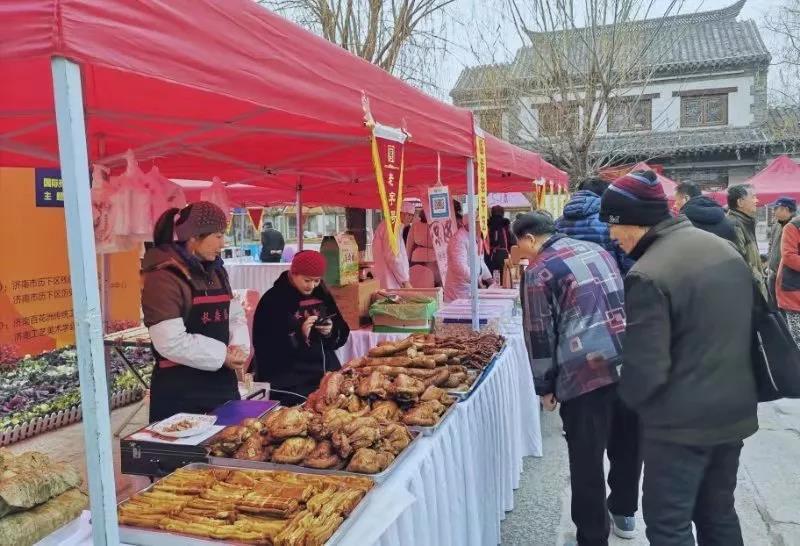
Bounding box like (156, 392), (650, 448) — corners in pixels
(208, 429), (421, 484)
(118, 462), (378, 546)
(407, 397), (458, 436)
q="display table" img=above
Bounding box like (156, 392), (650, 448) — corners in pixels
(225, 262), (290, 295)
(64, 335), (540, 546)
(335, 328), (407, 364)
(348, 334), (542, 546)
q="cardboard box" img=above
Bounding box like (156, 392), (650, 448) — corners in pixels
(329, 278), (379, 330)
(320, 233), (359, 287)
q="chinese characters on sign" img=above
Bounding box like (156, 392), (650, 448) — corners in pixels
(35, 168), (64, 208)
(370, 128), (406, 254)
(5, 274), (76, 343)
(474, 136), (488, 238)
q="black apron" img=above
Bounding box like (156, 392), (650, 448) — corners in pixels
(148, 269), (240, 422)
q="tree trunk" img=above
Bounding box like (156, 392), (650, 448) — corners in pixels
(345, 208), (367, 250)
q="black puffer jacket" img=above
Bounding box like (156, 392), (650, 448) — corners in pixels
(621, 217), (758, 446)
(680, 195), (736, 243)
(252, 272), (349, 403)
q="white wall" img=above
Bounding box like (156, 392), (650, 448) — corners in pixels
(516, 70), (756, 140)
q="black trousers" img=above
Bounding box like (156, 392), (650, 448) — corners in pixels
(560, 384), (642, 546)
(642, 438), (744, 546)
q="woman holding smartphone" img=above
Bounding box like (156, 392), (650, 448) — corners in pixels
(252, 250), (350, 405)
(141, 202), (250, 422)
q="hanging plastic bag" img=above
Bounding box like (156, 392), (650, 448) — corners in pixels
(200, 176), (231, 221)
(146, 166), (187, 229)
(90, 164), (118, 253)
(123, 151), (152, 241)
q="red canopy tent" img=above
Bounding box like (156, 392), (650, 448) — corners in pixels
(1, 0), (566, 208)
(738, 155), (800, 203)
(1, 3), (567, 540)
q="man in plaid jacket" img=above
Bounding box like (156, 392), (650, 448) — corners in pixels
(514, 210), (636, 546)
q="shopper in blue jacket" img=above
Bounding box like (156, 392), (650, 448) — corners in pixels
(556, 177), (635, 275)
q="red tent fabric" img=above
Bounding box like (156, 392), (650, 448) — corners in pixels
(742, 155), (800, 203)
(0, 0), (566, 208)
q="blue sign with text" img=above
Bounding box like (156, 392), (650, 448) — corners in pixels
(35, 168), (64, 208)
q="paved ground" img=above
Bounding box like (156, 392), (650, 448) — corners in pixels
(502, 399), (800, 546)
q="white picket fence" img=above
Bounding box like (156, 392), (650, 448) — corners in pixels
(0, 387), (145, 446)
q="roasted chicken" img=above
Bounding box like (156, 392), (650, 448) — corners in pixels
(345, 448), (395, 474)
(369, 400), (402, 422)
(356, 371), (392, 399)
(264, 408), (310, 440)
(420, 385), (456, 406)
(271, 437), (317, 465)
(402, 400), (446, 427)
(391, 373), (426, 402)
(302, 440), (341, 470)
(378, 423), (413, 453)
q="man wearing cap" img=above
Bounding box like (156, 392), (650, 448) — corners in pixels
(600, 171), (758, 546)
(767, 197), (797, 304)
(252, 250), (350, 405)
(371, 201), (416, 289)
(259, 221), (285, 263)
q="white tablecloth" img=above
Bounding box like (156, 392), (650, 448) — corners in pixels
(69, 335), (541, 546)
(335, 329), (407, 363)
(341, 334), (542, 546)
(225, 262), (290, 296)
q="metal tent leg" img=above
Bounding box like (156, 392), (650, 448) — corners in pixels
(466, 158), (479, 332)
(51, 57), (120, 545)
(296, 180), (304, 252)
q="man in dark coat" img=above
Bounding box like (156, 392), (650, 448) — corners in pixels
(673, 181), (736, 243)
(600, 170), (758, 546)
(252, 250), (350, 405)
(259, 221), (285, 263)
(727, 184), (767, 299)
(556, 177), (634, 274)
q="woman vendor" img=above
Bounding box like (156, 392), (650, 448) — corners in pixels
(444, 210), (494, 303)
(252, 250), (350, 405)
(142, 202), (250, 422)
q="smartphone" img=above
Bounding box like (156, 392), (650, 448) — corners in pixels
(314, 312), (337, 324)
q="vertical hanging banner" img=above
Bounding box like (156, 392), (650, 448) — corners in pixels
(246, 207), (264, 233)
(474, 128), (489, 238)
(368, 122), (408, 255)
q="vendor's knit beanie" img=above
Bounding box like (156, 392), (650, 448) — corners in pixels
(291, 250), (327, 277)
(599, 170), (672, 227)
(175, 201), (228, 241)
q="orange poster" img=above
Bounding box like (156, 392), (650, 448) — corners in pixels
(0, 167), (141, 355)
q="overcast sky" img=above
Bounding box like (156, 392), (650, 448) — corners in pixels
(436, 0), (787, 101)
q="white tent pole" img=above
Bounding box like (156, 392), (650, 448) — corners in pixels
(296, 179), (304, 251)
(466, 158), (479, 332)
(51, 57), (120, 545)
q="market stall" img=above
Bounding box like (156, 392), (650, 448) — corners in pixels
(2, 1), (565, 544)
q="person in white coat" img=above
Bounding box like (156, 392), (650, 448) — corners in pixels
(372, 200), (416, 289)
(444, 213), (493, 302)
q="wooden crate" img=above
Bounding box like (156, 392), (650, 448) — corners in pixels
(329, 279), (379, 330)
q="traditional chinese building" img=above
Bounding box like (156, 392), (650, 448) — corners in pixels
(452, 0), (800, 191)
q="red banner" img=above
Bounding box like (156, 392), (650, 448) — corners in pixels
(246, 207), (263, 232)
(370, 129), (406, 254)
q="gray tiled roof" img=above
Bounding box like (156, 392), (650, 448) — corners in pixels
(452, 0), (770, 99)
(588, 126), (769, 157)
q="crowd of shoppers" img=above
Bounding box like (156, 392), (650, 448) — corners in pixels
(518, 169), (779, 546)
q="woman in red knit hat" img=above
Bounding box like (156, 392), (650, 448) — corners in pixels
(251, 250), (350, 405)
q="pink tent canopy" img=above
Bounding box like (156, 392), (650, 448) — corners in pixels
(741, 155), (800, 203)
(488, 193), (532, 209)
(1, 0), (567, 208)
